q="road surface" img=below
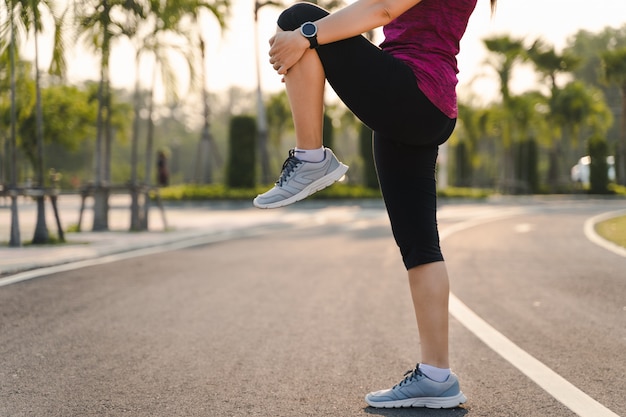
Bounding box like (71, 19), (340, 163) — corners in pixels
(1, 197), (624, 416)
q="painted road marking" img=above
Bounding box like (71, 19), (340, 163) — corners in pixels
(441, 214), (620, 417)
(584, 210), (626, 259)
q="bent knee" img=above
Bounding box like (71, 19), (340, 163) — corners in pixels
(277, 2), (330, 31)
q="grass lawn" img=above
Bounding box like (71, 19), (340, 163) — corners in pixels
(595, 215), (626, 249)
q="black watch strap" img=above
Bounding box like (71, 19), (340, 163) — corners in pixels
(307, 36), (319, 49)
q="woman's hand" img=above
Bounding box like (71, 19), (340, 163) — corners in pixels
(269, 30), (310, 76)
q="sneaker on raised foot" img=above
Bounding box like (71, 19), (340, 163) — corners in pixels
(365, 364), (467, 409)
(253, 148), (348, 209)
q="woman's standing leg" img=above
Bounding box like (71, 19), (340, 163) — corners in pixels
(256, 2), (465, 408)
(408, 261), (450, 369)
(364, 133), (466, 409)
(374, 136), (452, 368)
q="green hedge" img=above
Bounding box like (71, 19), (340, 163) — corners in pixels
(588, 135), (610, 194)
(158, 184), (493, 202)
(359, 124), (378, 189)
(226, 115), (257, 188)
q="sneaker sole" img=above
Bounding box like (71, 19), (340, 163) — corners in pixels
(365, 392), (467, 409)
(253, 163), (349, 209)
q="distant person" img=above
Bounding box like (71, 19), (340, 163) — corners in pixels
(253, 0), (496, 409)
(156, 151), (169, 187)
(70, 175), (81, 190)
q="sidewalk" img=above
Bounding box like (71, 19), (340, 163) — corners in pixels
(1, 194), (377, 277)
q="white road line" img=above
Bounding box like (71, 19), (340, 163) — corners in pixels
(584, 210), (626, 258)
(449, 295), (619, 417)
(442, 215), (620, 417)
(0, 232), (247, 288)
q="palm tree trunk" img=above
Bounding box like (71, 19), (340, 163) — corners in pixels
(32, 24), (49, 244)
(254, 7), (270, 184)
(130, 58), (142, 231)
(618, 85), (626, 185)
(9, 6), (21, 247)
(93, 27), (111, 231)
(196, 37), (213, 184)
(142, 66), (158, 230)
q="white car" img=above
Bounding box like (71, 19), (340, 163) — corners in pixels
(571, 155), (616, 185)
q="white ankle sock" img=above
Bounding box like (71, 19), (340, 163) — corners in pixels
(294, 147), (325, 163)
(419, 364), (451, 382)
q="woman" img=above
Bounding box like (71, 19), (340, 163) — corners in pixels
(254, 0), (496, 409)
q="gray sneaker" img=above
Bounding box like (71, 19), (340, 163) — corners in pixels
(253, 148), (349, 209)
(365, 365), (467, 409)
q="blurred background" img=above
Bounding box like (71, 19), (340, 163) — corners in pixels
(1, 0), (626, 237)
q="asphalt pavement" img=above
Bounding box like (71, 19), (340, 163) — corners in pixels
(1, 195), (625, 417)
(0, 194), (367, 277)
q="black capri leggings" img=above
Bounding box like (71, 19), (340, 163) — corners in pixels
(278, 3), (456, 269)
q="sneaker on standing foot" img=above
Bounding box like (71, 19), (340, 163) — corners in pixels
(253, 148), (348, 209)
(365, 364), (467, 409)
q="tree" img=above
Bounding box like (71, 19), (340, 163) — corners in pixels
(75, 0), (145, 231)
(254, 0), (282, 185)
(0, 1), (23, 246)
(565, 25), (626, 171)
(527, 39), (581, 191)
(19, 84), (97, 165)
(484, 35), (526, 105)
(601, 48), (626, 185)
(549, 81), (613, 189)
(483, 35), (526, 191)
(265, 89), (292, 176)
(178, 0), (231, 184)
(8, 0), (66, 244)
(129, 0), (195, 230)
(528, 39), (580, 94)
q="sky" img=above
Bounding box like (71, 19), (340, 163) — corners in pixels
(60, 0), (626, 104)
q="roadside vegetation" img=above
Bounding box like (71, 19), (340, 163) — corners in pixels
(596, 215), (626, 249)
(156, 184), (493, 202)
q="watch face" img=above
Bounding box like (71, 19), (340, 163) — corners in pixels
(301, 22), (317, 37)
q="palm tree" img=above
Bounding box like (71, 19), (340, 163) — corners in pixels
(508, 92), (548, 193)
(129, 0), (195, 230)
(528, 39), (580, 95)
(527, 39), (581, 191)
(483, 35), (526, 191)
(550, 81), (613, 189)
(75, 0), (145, 231)
(602, 48), (626, 185)
(266, 90), (292, 151)
(2, 0), (22, 246)
(9, 0), (66, 244)
(484, 35), (526, 106)
(254, 0), (282, 185)
(179, 0), (230, 184)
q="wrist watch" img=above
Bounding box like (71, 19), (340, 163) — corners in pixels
(300, 22), (319, 49)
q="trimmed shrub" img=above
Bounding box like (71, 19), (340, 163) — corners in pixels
(226, 115), (257, 188)
(588, 135), (610, 194)
(323, 113), (334, 150)
(454, 141), (472, 187)
(359, 123), (379, 189)
(514, 138), (539, 194)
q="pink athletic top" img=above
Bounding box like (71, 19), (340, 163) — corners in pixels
(380, 0), (477, 118)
